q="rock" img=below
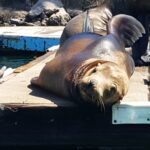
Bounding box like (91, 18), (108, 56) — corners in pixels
(11, 11), (28, 20)
(22, 22), (36, 26)
(48, 8), (70, 25)
(32, 20), (41, 26)
(0, 0), (71, 26)
(10, 18), (23, 25)
(28, 0), (63, 18)
(10, 18), (35, 26)
(44, 9), (59, 17)
(0, 9), (28, 26)
(66, 9), (83, 18)
(40, 12), (47, 19)
(41, 18), (48, 26)
(0, 9), (13, 25)
(27, 0), (70, 26)
(3, 23), (10, 26)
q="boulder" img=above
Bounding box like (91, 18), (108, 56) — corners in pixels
(0, 10), (28, 26)
(66, 9), (83, 18)
(28, 0), (63, 18)
(27, 0), (70, 26)
(10, 18), (22, 25)
(11, 11), (28, 20)
(48, 8), (70, 25)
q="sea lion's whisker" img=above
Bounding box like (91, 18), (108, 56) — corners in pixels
(99, 97), (105, 112)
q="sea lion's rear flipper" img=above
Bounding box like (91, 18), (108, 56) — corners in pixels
(108, 14), (145, 47)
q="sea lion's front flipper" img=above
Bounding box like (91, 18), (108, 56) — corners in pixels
(108, 14), (145, 47)
(31, 77), (40, 86)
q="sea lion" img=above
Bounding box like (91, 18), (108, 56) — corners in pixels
(60, 5), (112, 46)
(60, 0), (150, 66)
(31, 14), (145, 107)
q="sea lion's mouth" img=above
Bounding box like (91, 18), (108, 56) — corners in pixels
(77, 81), (104, 107)
(77, 79), (121, 109)
(77, 81), (124, 111)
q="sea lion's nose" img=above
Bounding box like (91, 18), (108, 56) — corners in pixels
(103, 87), (117, 98)
(119, 96), (123, 100)
(88, 79), (97, 87)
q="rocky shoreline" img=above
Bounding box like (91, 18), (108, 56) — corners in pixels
(0, 0), (81, 26)
(0, 0), (106, 26)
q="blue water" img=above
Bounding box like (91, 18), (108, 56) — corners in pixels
(0, 55), (35, 69)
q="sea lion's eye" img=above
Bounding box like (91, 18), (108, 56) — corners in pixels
(92, 68), (97, 73)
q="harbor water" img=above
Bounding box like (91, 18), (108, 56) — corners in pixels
(0, 50), (43, 69)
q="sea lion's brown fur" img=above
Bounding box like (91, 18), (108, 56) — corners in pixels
(31, 14), (145, 107)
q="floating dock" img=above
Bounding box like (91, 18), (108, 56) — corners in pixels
(0, 26), (64, 52)
(0, 49), (149, 124)
(0, 50), (149, 148)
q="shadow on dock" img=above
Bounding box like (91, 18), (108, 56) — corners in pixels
(28, 84), (76, 107)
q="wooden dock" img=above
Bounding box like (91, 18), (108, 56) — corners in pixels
(0, 26), (149, 148)
(0, 51), (149, 148)
(0, 51), (149, 110)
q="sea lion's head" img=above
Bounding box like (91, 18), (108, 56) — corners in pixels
(76, 60), (129, 108)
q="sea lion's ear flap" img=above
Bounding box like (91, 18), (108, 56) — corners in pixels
(97, 63), (101, 66)
(107, 14), (145, 47)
